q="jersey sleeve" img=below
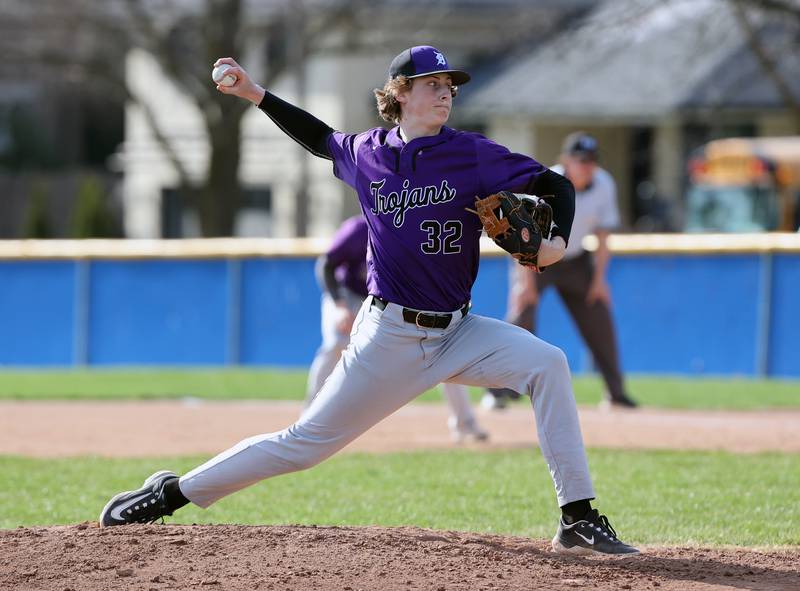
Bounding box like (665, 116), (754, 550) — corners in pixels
(473, 137), (575, 243)
(474, 136), (548, 196)
(328, 132), (360, 189)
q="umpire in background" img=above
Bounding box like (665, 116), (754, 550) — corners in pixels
(483, 132), (638, 410)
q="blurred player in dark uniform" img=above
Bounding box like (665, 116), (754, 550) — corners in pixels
(483, 133), (637, 410)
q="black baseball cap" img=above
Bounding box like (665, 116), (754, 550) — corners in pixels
(388, 46), (471, 86)
(562, 132), (599, 161)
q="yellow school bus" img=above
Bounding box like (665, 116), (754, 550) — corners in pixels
(685, 136), (800, 232)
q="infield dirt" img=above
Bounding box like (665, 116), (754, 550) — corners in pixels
(2, 400), (799, 456)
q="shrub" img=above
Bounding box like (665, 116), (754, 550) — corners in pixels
(72, 175), (120, 238)
(22, 181), (53, 238)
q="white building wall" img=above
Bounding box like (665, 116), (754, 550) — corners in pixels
(757, 112), (797, 137)
(486, 116), (537, 157)
(487, 118), (634, 227)
(652, 117), (684, 225)
(123, 45), (393, 239)
(123, 49), (209, 238)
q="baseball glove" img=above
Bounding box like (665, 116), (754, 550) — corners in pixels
(471, 191), (553, 268)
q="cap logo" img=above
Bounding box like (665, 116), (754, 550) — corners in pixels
(435, 51), (446, 66)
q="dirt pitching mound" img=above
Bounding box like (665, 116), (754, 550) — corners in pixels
(2, 523), (797, 591)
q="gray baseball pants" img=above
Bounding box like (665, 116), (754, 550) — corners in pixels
(180, 295), (595, 508)
(306, 291), (485, 430)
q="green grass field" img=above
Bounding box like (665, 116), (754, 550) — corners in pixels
(0, 368), (798, 410)
(2, 449), (798, 546)
(2, 368), (798, 546)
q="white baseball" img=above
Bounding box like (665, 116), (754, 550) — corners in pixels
(212, 64), (237, 87)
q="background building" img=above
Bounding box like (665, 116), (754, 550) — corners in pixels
(462, 0), (800, 232)
(1, 0), (798, 238)
(120, 0), (592, 238)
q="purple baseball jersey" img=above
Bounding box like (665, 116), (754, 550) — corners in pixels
(328, 126), (546, 311)
(326, 215), (369, 299)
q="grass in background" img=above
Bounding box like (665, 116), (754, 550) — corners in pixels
(0, 368), (308, 400)
(1, 448), (798, 546)
(0, 368), (798, 410)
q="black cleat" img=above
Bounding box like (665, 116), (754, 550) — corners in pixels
(99, 470), (178, 527)
(481, 392), (508, 410)
(600, 394), (638, 410)
(552, 509), (639, 556)
(481, 388), (521, 411)
(448, 417), (490, 443)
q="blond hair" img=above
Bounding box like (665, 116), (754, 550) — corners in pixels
(373, 76), (412, 124)
(373, 76), (459, 124)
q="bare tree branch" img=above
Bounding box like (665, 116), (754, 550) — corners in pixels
(731, 0), (800, 129)
(135, 92), (194, 188)
(742, 0), (800, 20)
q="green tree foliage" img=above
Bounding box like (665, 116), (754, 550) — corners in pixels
(22, 182), (53, 238)
(71, 176), (119, 238)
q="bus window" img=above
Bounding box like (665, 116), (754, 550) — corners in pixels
(685, 137), (800, 232)
(685, 185), (778, 232)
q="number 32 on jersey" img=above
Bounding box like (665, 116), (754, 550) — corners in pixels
(420, 220), (462, 254)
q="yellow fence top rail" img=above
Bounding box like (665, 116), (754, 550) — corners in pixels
(0, 233), (799, 260)
(0, 238), (331, 259)
(585, 232), (800, 254)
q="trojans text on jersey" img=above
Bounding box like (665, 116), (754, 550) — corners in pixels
(369, 178), (457, 228)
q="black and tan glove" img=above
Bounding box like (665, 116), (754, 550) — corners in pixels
(472, 191), (553, 269)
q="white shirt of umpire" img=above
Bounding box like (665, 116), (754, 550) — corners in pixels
(550, 164), (620, 260)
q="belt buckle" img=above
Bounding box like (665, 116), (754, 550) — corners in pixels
(416, 311), (451, 329)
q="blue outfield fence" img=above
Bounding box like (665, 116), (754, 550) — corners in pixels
(0, 235), (798, 377)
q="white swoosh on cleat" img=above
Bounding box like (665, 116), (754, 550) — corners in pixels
(109, 492), (152, 522)
(575, 531), (594, 545)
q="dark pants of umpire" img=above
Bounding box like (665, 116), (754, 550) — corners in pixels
(489, 251), (629, 403)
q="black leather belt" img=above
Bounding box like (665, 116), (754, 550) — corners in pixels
(371, 296), (470, 329)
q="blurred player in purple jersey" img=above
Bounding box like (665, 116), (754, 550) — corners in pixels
(307, 214), (488, 443)
(100, 46), (638, 557)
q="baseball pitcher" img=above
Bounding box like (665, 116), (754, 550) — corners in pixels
(100, 46), (638, 557)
